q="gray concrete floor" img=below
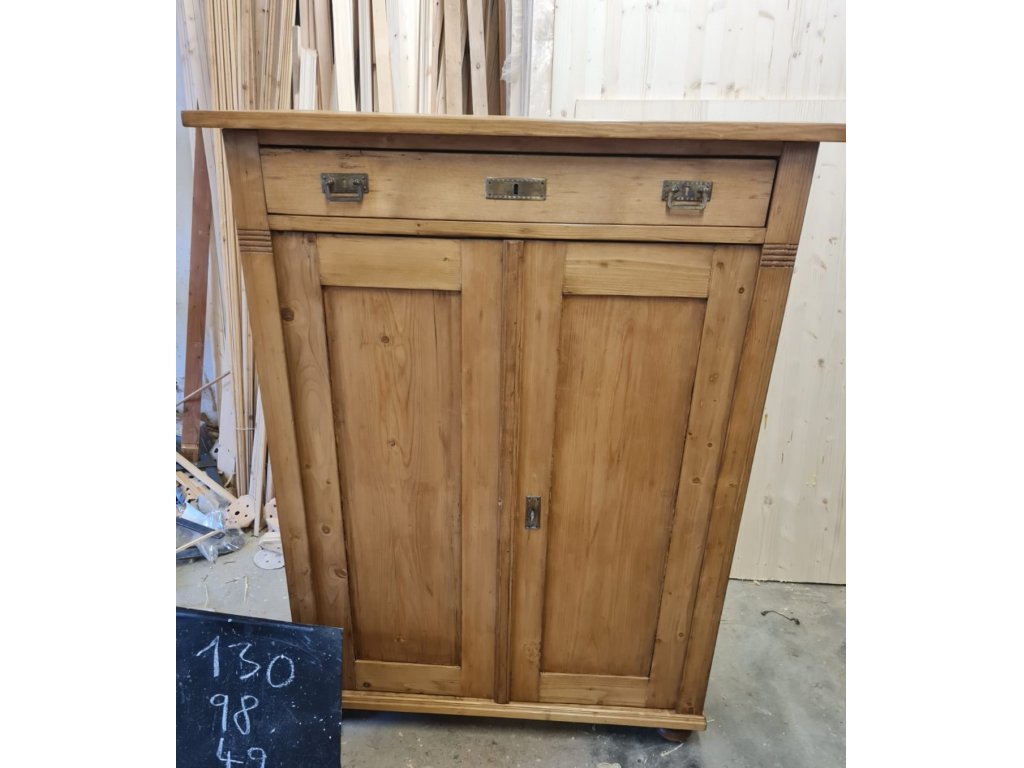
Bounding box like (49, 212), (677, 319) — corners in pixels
(178, 538), (845, 767)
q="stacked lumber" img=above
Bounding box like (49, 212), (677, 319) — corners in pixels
(177, 0), (507, 496)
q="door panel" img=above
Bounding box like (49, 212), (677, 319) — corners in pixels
(325, 286), (463, 666)
(277, 233), (501, 698)
(542, 295), (705, 677)
(507, 241), (760, 709)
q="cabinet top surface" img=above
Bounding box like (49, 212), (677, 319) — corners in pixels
(181, 110), (846, 143)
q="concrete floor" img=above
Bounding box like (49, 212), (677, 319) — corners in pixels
(178, 537), (845, 767)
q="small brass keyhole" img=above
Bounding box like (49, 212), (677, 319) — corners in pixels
(513, 182), (520, 196)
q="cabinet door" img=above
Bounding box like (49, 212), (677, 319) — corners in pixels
(505, 240), (760, 709)
(273, 232), (502, 699)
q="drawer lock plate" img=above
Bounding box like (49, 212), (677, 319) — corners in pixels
(486, 177), (547, 201)
(661, 180), (713, 212)
(321, 173), (369, 202)
(525, 496), (541, 529)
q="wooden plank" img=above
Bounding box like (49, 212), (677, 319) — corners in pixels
(371, 0), (394, 110)
(312, 0), (334, 108)
(273, 232), (356, 683)
(223, 130), (318, 625)
(260, 149), (777, 227)
(181, 127), (214, 461)
(646, 245), (760, 709)
(443, 0), (465, 113)
(541, 295), (704, 678)
(526, 0), (555, 116)
(466, 0), (488, 114)
(317, 234), (462, 289)
(325, 286), (461, 665)
(485, 0), (501, 115)
(459, 240), (502, 699)
(494, 240), (524, 704)
(176, 470), (210, 500)
(176, 451), (237, 503)
(267, 215), (767, 244)
(563, 242), (713, 298)
(508, 241), (565, 702)
(332, 0), (358, 110)
(355, 660), (462, 695)
(357, 0), (373, 110)
(342, 691), (707, 729)
(539, 673), (648, 707)
(182, 110), (847, 142)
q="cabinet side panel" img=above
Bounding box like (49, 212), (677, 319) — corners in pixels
(542, 296), (705, 677)
(324, 288), (462, 665)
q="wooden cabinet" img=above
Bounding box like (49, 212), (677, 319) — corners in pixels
(184, 110), (844, 733)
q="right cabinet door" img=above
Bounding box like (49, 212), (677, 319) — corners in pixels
(506, 240), (760, 709)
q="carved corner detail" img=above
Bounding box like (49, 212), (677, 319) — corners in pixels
(761, 243), (798, 268)
(237, 228), (273, 253)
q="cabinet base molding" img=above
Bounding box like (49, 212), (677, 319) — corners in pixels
(342, 690), (708, 730)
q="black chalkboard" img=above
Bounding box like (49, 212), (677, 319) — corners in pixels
(176, 608), (343, 768)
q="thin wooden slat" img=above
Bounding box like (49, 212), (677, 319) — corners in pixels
(539, 673), (648, 707)
(223, 130), (318, 624)
(442, 0), (465, 113)
(371, 0), (394, 110)
(646, 245), (760, 709)
(342, 691), (707, 730)
(267, 214), (767, 244)
(562, 242), (713, 298)
(312, 0), (335, 109)
(325, 286), (461, 665)
(181, 127), (214, 461)
(459, 240), (502, 699)
(508, 240), (565, 703)
(354, 661), (463, 695)
(494, 239), (523, 704)
(428, 0), (444, 111)
(466, 0), (488, 114)
(273, 232), (356, 683)
(183, 110), (847, 142)
(176, 451), (237, 502)
(316, 234), (462, 289)
(333, 0), (358, 110)
(357, 0), (373, 110)
(247, 388), (268, 533)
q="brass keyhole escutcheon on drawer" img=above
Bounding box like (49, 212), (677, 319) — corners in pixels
(485, 177), (547, 201)
(661, 180), (713, 212)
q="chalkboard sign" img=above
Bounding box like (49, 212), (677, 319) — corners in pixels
(176, 608), (343, 768)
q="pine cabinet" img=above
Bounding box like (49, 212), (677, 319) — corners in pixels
(184, 110), (844, 732)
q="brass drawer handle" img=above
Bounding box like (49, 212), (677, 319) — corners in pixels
(321, 173), (369, 202)
(661, 180), (713, 212)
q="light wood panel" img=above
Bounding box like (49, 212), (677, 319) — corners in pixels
(563, 242), (712, 298)
(182, 109), (847, 142)
(342, 691), (707, 730)
(325, 287), (462, 665)
(317, 234), (462, 289)
(459, 240), (503, 699)
(272, 232), (355, 682)
(508, 242), (566, 702)
(646, 245), (760, 709)
(541, 295), (705, 677)
(268, 214), (767, 244)
(354, 660), (462, 695)
(539, 673), (648, 707)
(261, 148), (777, 226)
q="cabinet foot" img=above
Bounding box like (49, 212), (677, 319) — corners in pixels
(657, 728), (694, 743)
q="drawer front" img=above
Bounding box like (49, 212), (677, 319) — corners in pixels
(261, 149), (776, 227)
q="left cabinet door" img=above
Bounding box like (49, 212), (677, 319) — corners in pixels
(268, 232), (503, 699)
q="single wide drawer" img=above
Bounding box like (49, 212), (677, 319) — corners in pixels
(261, 149), (777, 227)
